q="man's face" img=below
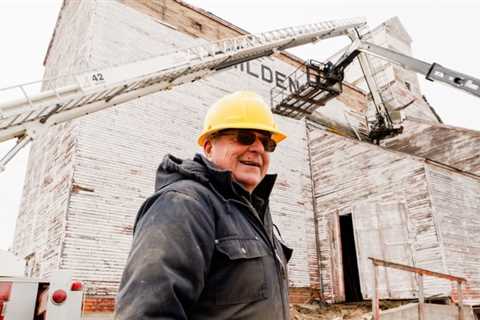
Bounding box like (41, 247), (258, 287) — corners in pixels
(203, 130), (272, 193)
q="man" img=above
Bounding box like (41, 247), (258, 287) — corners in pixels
(115, 91), (293, 319)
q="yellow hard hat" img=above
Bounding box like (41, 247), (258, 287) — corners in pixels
(197, 91), (287, 147)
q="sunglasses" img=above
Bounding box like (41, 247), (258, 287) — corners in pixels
(213, 130), (277, 152)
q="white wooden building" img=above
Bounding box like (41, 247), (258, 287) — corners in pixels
(11, 0), (480, 315)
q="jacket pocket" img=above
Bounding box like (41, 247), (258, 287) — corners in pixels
(213, 238), (269, 305)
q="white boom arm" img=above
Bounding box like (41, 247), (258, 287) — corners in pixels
(270, 36), (480, 141)
(0, 17), (366, 172)
(356, 41), (480, 98)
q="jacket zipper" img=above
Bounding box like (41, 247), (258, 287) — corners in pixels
(272, 237), (288, 320)
(232, 199), (288, 320)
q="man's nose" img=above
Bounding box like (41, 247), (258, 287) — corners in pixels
(247, 136), (265, 152)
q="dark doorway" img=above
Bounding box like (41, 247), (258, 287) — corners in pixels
(339, 214), (363, 302)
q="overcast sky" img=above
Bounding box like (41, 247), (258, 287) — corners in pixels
(1, 0), (479, 250)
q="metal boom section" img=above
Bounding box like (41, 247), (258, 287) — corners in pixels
(0, 18), (366, 171)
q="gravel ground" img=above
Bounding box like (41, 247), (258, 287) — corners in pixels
(290, 300), (408, 320)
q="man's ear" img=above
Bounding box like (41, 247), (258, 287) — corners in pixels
(203, 139), (213, 159)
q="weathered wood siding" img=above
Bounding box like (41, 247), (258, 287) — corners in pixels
(426, 165), (480, 304)
(11, 122), (76, 278)
(120, 0), (306, 68)
(123, 0), (245, 41)
(384, 121), (480, 175)
(11, 0), (97, 278)
(308, 127), (449, 301)
(352, 202), (417, 299)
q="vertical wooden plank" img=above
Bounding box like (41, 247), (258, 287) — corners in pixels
(399, 203), (418, 292)
(457, 281), (464, 320)
(353, 202), (382, 298)
(376, 203), (392, 297)
(372, 261), (380, 320)
(418, 273), (425, 320)
(329, 211), (345, 302)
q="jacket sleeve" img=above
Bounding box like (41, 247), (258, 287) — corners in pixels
(115, 190), (215, 320)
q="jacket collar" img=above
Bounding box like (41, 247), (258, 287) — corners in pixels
(194, 154), (277, 202)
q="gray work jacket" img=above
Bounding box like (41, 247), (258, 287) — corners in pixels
(115, 154), (293, 319)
